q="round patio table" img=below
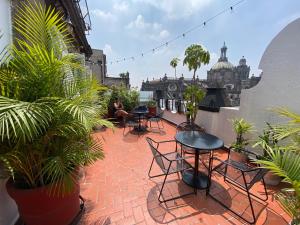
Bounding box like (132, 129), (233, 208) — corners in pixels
(175, 131), (224, 189)
(132, 109), (149, 132)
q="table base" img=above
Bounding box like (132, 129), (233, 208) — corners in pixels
(134, 126), (147, 132)
(182, 169), (209, 189)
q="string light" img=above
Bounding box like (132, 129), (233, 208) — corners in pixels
(109, 0), (245, 65)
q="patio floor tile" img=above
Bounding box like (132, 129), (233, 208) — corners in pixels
(79, 121), (290, 225)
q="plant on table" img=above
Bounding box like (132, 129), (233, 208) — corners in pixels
(0, 1), (112, 224)
(254, 108), (300, 224)
(147, 100), (156, 108)
(183, 44), (210, 124)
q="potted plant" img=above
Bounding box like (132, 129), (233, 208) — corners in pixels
(0, 2), (112, 225)
(230, 118), (253, 162)
(183, 85), (205, 125)
(255, 108), (300, 224)
(253, 123), (282, 185)
(182, 44), (210, 125)
(147, 100), (157, 116)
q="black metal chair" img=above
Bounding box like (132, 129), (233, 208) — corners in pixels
(208, 147), (268, 224)
(123, 115), (139, 135)
(147, 109), (164, 131)
(146, 137), (196, 203)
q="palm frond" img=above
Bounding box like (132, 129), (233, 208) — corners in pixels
(0, 96), (53, 143)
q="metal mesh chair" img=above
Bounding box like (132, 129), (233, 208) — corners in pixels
(208, 147), (268, 224)
(123, 115), (139, 135)
(147, 109), (164, 131)
(146, 137), (196, 203)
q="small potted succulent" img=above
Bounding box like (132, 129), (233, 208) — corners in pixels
(147, 100), (157, 116)
(230, 118), (253, 162)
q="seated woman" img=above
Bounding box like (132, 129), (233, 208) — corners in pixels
(113, 98), (129, 120)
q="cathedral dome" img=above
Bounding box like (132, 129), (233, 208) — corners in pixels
(210, 42), (234, 70)
(211, 61), (234, 70)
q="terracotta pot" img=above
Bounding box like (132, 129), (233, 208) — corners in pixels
(264, 171), (282, 186)
(6, 179), (80, 225)
(230, 151), (248, 163)
(148, 106), (156, 116)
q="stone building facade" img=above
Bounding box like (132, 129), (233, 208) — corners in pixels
(140, 43), (261, 106)
(207, 43), (261, 106)
(141, 74), (206, 100)
(87, 49), (130, 88)
(9, 0), (92, 57)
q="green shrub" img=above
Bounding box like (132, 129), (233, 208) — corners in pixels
(108, 86), (139, 112)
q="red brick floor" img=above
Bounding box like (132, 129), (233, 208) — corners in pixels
(79, 122), (291, 225)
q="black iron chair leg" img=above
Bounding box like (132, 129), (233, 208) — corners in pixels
(157, 172), (195, 203)
(148, 157), (165, 178)
(245, 186), (257, 224)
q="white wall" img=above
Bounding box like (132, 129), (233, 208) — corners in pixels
(196, 18), (300, 147)
(196, 107), (239, 146)
(0, 1), (19, 225)
(239, 18), (300, 133)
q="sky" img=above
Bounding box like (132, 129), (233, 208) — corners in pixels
(85, 0), (300, 88)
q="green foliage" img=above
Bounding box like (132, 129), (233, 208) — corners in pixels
(0, 1), (112, 195)
(231, 118), (253, 153)
(183, 44), (210, 80)
(147, 100), (156, 107)
(108, 85), (139, 112)
(255, 108), (300, 222)
(183, 85), (205, 124)
(170, 58), (180, 76)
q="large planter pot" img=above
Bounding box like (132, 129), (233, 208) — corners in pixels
(148, 106), (156, 116)
(230, 151), (248, 163)
(6, 179), (81, 225)
(264, 171), (282, 186)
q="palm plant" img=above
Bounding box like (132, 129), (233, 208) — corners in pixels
(182, 44), (209, 124)
(0, 1), (112, 195)
(255, 108), (300, 224)
(231, 118), (253, 153)
(183, 44), (210, 81)
(170, 57), (180, 78)
(183, 85), (205, 124)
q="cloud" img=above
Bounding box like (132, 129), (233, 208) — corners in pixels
(159, 30), (170, 39)
(132, 0), (213, 19)
(126, 14), (169, 41)
(126, 14), (159, 29)
(113, 1), (129, 12)
(90, 9), (117, 22)
(103, 44), (113, 55)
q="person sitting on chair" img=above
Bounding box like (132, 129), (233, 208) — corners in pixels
(113, 98), (129, 121)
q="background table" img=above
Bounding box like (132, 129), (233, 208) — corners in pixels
(175, 131), (224, 189)
(132, 109), (149, 132)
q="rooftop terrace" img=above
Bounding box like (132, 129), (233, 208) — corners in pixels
(79, 122), (290, 225)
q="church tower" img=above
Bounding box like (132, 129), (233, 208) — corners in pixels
(236, 56), (250, 81)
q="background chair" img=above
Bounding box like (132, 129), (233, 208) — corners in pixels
(146, 137), (196, 203)
(208, 146), (268, 224)
(123, 115), (139, 135)
(147, 109), (164, 131)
